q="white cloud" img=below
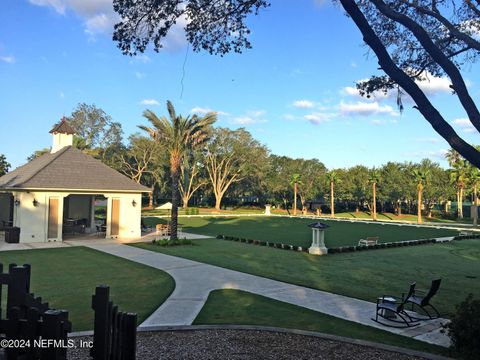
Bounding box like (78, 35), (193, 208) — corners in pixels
(233, 116), (256, 125)
(29, 0), (66, 14)
(0, 55), (15, 64)
(84, 12), (117, 36)
(140, 99), (160, 106)
(452, 117), (477, 133)
(304, 112), (331, 124)
(416, 74), (452, 96)
(371, 119), (384, 126)
(293, 100), (315, 109)
(133, 54), (151, 64)
(339, 101), (398, 116)
(283, 114), (296, 121)
(191, 107), (228, 116)
(313, 0), (329, 7)
(231, 109), (266, 125)
(135, 71), (146, 79)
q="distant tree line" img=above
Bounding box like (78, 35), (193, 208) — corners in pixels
(11, 102), (480, 222)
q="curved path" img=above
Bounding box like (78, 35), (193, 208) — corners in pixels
(78, 238), (450, 348)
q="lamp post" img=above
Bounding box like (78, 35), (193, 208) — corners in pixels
(308, 222), (329, 255)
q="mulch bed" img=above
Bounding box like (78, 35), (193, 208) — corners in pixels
(67, 329), (427, 359)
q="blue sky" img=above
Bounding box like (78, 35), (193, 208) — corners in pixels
(1, 0), (479, 170)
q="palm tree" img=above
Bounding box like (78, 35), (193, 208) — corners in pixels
(289, 174), (302, 216)
(327, 171), (338, 218)
(445, 148), (462, 167)
(140, 101), (216, 240)
(369, 168), (381, 221)
(411, 168), (430, 224)
(450, 160), (469, 219)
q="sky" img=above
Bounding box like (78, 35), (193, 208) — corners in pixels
(1, 0), (479, 170)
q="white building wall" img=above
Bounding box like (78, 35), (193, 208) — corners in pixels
(105, 193), (142, 239)
(12, 191), (66, 243)
(9, 191), (142, 243)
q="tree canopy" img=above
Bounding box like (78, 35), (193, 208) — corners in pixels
(112, 0), (480, 167)
(0, 154), (10, 177)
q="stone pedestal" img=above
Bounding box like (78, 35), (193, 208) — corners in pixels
(264, 204), (271, 215)
(308, 227), (328, 255)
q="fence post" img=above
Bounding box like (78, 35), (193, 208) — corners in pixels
(7, 265), (29, 318)
(91, 285), (110, 360)
(123, 313), (137, 360)
(41, 309), (69, 360)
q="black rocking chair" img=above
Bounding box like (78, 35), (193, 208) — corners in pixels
(373, 283), (420, 328)
(403, 278), (441, 320)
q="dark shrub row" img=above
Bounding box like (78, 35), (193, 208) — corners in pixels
(216, 234), (308, 252)
(328, 238), (436, 254)
(454, 234), (480, 240)
(216, 235), (438, 255)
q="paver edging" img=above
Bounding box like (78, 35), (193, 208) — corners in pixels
(70, 325), (453, 360)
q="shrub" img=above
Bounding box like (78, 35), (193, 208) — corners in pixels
(292, 245), (298, 251)
(445, 294), (480, 359)
(247, 239), (254, 244)
(216, 234), (224, 239)
(259, 241), (266, 246)
(348, 246), (356, 252)
(240, 238), (246, 243)
(269, 242), (275, 247)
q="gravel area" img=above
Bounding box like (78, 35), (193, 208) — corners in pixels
(67, 329), (428, 360)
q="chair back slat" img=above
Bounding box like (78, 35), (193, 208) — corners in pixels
(422, 279), (441, 306)
(398, 282), (416, 311)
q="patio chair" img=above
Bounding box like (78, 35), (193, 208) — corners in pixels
(373, 283), (420, 328)
(403, 279), (442, 320)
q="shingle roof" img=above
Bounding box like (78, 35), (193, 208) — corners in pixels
(49, 118), (76, 135)
(0, 146), (150, 193)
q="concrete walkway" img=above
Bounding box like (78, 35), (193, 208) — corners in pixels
(0, 235), (451, 347)
(78, 239), (450, 347)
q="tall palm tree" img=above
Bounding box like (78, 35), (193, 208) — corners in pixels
(140, 101), (216, 240)
(289, 174), (302, 216)
(327, 171), (338, 218)
(369, 168), (381, 221)
(411, 169), (430, 224)
(450, 160), (469, 219)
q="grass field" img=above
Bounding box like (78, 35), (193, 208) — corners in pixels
(144, 216), (458, 248)
(132, 238), (480, 317)
(0, 247), (175, 331)
(194, 289), (450, 356)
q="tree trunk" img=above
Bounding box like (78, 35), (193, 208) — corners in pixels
(215, 194), (223, 211)
(170, 167), (179, 241)
(293, 183), (297, 216)
(148, 191), (153, 209)
(458, 187), (464, 219)
(474, 185), (478, 227)
(338, 0), (480, 169)
(330, 181), (335, 218)
(182, 195), (189, 209)
(398, 200), (402, 216)
(372, 182), (377, 220)
(417, 185), (422, 224)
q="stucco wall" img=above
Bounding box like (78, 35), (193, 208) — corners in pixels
(10, 191), (142, 243)
(12, 191), (64, 243)
(105, 193), (142, 239)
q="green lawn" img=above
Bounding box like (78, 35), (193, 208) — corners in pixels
(0, 247), (175, 331)
(132, 238), (480, 317)
(194, 289), (450, 357)
(144, 216), (458, 248)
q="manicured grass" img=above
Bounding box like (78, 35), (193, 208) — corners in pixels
(0, 247), (175, 331)
(194, 289), (450, 356)
(132, 238), (480, 317)
(144, 216), (458, 248)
